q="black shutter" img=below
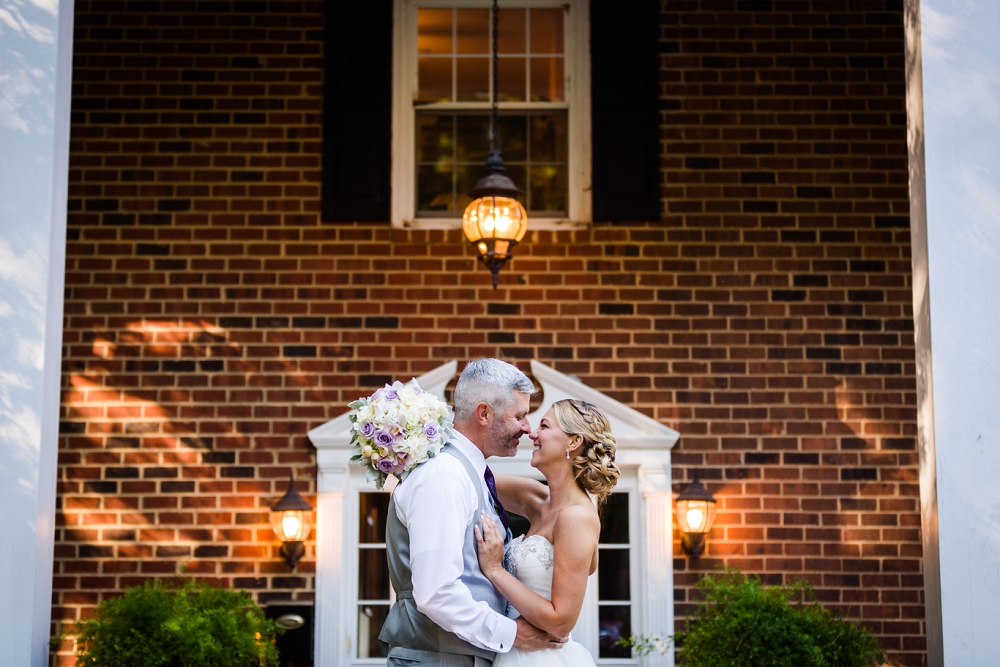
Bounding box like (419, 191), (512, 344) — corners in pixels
(322, 1), (393, 222)
(590, 0), (661, 222)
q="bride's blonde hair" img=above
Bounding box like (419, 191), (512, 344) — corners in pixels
(550, 399), (619, 504)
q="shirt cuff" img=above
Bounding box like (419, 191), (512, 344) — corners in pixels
(493, 615), (518, 653)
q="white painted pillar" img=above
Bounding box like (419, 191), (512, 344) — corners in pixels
(906, 0), (1000, 664)
(0, 0), (74, 664)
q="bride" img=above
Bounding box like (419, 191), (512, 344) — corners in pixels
(474, 398), (619, 667)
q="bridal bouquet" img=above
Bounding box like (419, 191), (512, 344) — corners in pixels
(348, 379), (452, 489)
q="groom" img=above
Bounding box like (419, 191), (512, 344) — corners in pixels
(380, 358), (565, 667)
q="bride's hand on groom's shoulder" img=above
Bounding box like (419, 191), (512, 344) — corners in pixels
(474, 513), (505, 577)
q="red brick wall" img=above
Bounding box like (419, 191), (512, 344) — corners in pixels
(55, 0), (922, 665)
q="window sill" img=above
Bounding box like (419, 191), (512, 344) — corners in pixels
(399, 217), (588, 231)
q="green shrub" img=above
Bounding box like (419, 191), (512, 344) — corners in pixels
(675, 569), (886, 667)
(60, 579), (281, 667)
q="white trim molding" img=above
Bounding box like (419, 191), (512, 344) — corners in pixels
(308, 360), (678, 666)
(390, 0), (592, 231)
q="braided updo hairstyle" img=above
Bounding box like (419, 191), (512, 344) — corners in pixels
(551, 399), (620, 504)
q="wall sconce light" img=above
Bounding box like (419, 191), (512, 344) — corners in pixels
(676, 475), (717, 559)
(270, 476), (313, 570)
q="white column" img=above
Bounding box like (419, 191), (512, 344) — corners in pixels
(906, 0), (1000, 664)
(314, 491), (345, 667)
(641, 493), (674, 667)
(639, 463), (674, 667)
(315, 461), (348, 667)
(0, 0), (74, 664)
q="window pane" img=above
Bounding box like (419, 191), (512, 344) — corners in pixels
(417, 113), (563, 217)
(456, 8), (489, 54)
(529, 8), (564, 54)
(455, 115), (492, 165)
(418, 8), (452, 55)
(497, 7), (526, 54)
(456, 57), (489, 102)
(359, 492), (390, 544)
(418, 58), (452, 103)
(496, 115), (527, 161)
(359, 547), (390, 601)
(529, 165), (567, 213)
(529, 57), (564, 102)
(530, 115), (566, 162)
(417, 115), (453, 164)
(597, 548), (630, 601)
(497, 57), (526, 102)
(358, 605), (390, 658)
(598, 605), (632, 659)
(417, 164), (454, 211)
(599, 493), (629, 544)
(504, 164), (527, 200)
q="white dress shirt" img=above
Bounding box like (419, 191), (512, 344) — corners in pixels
(392, 430), (518, 653)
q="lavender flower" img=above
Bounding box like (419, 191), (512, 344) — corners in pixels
(377, 457), (396, 474)
(423, 422), (439, 440)
(375, 429), (395, 447)
(359, 421), (376, 439)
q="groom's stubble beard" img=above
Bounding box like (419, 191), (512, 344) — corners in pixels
(488, 416), (522, 457)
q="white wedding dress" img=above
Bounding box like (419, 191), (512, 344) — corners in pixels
(493, 534), (597, 667)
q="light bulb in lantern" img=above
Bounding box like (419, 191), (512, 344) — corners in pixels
(271, 509), (310, 542)
(282, 514), (301, 539)
(686, 507), (705, 531)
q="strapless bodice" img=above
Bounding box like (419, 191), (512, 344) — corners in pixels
(503, 534), (555, 601)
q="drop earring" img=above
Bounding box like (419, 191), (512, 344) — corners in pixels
(566, 450), (571, 460)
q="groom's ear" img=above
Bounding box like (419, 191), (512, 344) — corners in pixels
(474, 402), (492, 426)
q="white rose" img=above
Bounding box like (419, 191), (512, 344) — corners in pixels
(408, 433), (430, 461)
(361, 445), (373, 458)
(399, 386), (419, 407)
(403, 407), (421, 427)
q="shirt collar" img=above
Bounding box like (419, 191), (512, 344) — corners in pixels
(451, 429), (488, 478)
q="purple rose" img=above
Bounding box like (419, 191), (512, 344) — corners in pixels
(377, 457), (396, 474)
(384, 388), (399, 400)
(359, 422), (376, 439)
(375, 430), (394, 447)
(423, 422), (439, 439)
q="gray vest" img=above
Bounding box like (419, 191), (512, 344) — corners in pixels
(379, 443), (511, 659)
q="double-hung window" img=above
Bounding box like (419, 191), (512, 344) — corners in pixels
(391, 0), (591, 229)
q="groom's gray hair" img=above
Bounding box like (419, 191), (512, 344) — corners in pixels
(454, 358), (536, 420)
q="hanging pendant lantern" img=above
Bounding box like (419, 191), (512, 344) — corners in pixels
(462, 0), (527, 289)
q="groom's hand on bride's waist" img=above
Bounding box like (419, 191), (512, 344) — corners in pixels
(512, 616), (568, 652)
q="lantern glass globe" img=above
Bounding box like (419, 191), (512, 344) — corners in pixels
(676, 498), (716, 536)
(462, 196), (528, 244)
(270, 509), (311, 542)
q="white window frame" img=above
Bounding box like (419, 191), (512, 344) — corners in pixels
(391, 0), (592, 230)
(593, 478), (642, 666)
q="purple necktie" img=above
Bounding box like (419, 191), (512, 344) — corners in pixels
(482, 465), (510, 532)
